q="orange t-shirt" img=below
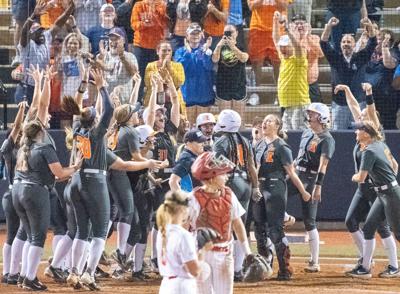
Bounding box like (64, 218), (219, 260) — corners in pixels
(249, 1), (287, 32)
(131, 0), (168, 49)
(40, 6), (64, 29)
(203, 0), (230, 37)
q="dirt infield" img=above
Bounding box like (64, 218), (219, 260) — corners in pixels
(0, 231), (399, 294)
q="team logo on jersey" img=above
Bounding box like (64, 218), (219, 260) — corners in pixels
(237, 144), (245, 167)
(76, 135), (92, 159)
(308, 139), (318, 153)
(158, 149), (168, 161)
(265, 145), (275, 163)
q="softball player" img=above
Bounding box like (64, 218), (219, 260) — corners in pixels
(349, 121), (400, 278)
(189, 152), (251, 294)
(212, 109), (260, 279)
(107, 102), (142, 269)
(12, 120), (80, 290)
(196, 113), (216, 151)
(254, 114), (311, 280)
(61, 69), (115, 290)
(156, 190), (209, 294)
(335, 84), (399, 277)
(291, 103), (335, 273)
(144, 72), (180, 271)
(1, 102), (27, 283)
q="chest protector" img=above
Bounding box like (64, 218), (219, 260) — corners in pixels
(194, 187), (232, 243)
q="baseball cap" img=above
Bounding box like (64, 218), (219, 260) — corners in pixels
(142, 105), (166, 124)
(135, 125), (157, 147)
(277, 35), (291, 47)
(100, 3), (115, 13)
(291, 14), (307, 22)
(30, 22), (45, 34)
(186, 23), (202, 35)
(108, 27), (126, 39)
(214, 109), (241, 133)
(184, 130), (208, 143)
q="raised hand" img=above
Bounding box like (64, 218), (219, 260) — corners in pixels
(28, 64), (43, 84)
(33, 0), (49, 17)
(334, 84), (350, 94)
(184, 38), (192, 53)
(361, 82), (372, 95)
(327, 17), (339, 27)
(90, 68), (105, 90)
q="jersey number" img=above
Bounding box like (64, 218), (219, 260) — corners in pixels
(158, 149), (168, 161)
(76, 135), (92, 159)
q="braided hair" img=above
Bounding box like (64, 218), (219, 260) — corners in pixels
(225, 132), (250, 172)
(15, 120), (43, 172)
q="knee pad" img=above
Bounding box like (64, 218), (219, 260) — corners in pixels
(269, 227), (285, 245)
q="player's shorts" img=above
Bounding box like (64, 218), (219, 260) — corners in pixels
(248, 29), (279, 64)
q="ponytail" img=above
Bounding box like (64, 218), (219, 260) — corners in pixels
(62, 96), (82, 116)
(15, 120), (43, 172)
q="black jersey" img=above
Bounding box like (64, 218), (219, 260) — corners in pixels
(109, 125), (141, 161)
(0, 137), (17, 184)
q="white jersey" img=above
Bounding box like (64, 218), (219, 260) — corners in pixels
(156, 224), (197, 279)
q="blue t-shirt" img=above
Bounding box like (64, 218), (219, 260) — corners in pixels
(227, 0), (243, 26)
(86, 26), (112, 55)
(172, 148), (200, 192)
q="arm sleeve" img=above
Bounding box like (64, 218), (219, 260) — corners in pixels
(320, 40), (340, 67)
(42, 145), (60, 165)
(171, 62), (185, 88)
(320, 137), (335, 160)
(106, 149), (118, 168)
(127, 128), (141, 154)
(0, 139), (14, 155)
(360, 149), (376, 172)
(231, 192), (246, 220)
(280, 144), (294, 166)
(131, 4), (143, 31)
(172, 157), (191, 178)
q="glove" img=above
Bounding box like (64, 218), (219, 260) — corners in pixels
(251, 187), (263, 202)
(242, 253), (273, 282)
(196, 227), (220, 250)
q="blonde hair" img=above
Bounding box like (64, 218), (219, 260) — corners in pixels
(63, 33), (82, 55)
(360, 120), (383, 141)
(156, 191), (189, 264)
(16, 120), (43, 172)
(62, 96), (96, 127)
(265, 114), (288, 140)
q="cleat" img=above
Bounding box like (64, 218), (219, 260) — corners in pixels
(1, 273), (8, 284)
(345, 264), (362, 276)
(48, 265), (67, 283)
(277, 271), (292, 281)
(111, 249), (127, 269)
(378, 265), (400, 278)
(125, 259), (134, 272)
(17, 275), (25, 288)
(111, 269), (125, 280)
(150, 258), (159, 273)
(22, 277), (48, 291)
(304, 260), (320, 273)
(67, 272), (80, 288)
(347, 265), (372, 279)
(99, 251), (111, 266)
(234, 270), (244, 282)
(131, 270), (152, 281)
(95, 266), (110, 279)
(284, 215), (296, 228)
(142, 260), (152, 273)
(81, 272), (101, 291)
(7, 273), (19, 285)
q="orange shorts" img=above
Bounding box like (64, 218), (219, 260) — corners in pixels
(248, 29), (279, 64)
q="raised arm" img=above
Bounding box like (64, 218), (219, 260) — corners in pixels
(361, 83), (380, 128)
(28, 64), (43, 111)
(247, 0), (263, 11)
(37, 66), (55, 124)
(334, 84), (362, 122)
(10, 102), (27, 142)
(20, 0), (48, 48)
(382, 34), (397, 69)
(287, 23), (303, 57)
(165, 73), (180, 129)
(207, 2), (228, 23)
(129, 73), (142, 105)
(50, 0), (75, 39)
(272, 11), (282, 49)
(321, 17), (339, 42)
(146, 73), (161, 128)
(91, 69), (114, 132)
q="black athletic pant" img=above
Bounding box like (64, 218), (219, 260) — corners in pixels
(108, 170), (134, 224)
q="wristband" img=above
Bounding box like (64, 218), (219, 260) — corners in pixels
(315, 172), (325, 186)
(366, 94), (374, 105)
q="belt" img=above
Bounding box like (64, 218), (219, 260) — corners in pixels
(232, 171), (248, 180)
(373, 181), (398, 192)
(154, 168), (173, 174)
(83, 169), (107, 175)
(168, 276), (177, 280)
(212, 245), (230, 253)
(20, 180), (51, 191)
(259, 177), (279, 182)
(296, 166), (318, 174)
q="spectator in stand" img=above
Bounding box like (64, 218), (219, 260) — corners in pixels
(292, 14), (324, 103)
(247, 0), (289, 106)
(115, 0), (136, 51)
(273, 11), (310, 130)
(203, 0), (229, 49)
(212, 24), (248, 119)
(227, 0), (245, 49)
(326, 0), (367, 51)
(75, 0), (105, 36)
(144, 41), (186, 114)
(11, 0), (36, 66)
(97, 27), (138, 104)
(362, 30), (399, 130)
(86, 3), (117, 55)
(365, 0), (383, 23)
(174, 23), (215, 126)
(320, 17), (377, 130)
(166, 0), (192, 53)
(14, 0), (75, 104)
(131, 0), (168, 102)
(288, 0), (312, 23)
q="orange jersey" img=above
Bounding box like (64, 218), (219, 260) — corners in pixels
(249, 1), (287, 32)
(203, 0), (230, 37)
(40, 5), (63, 29)
(131, 0), (168, 49)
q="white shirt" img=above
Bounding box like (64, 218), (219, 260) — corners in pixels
(188, 189), (246, 238)
(157, 224), (197, 279)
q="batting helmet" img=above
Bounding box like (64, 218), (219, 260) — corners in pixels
(214, 110), (241, 133)
(306, 103), (330, 124)
(196, 113), (216, 128)
(191, 152), (235, 181)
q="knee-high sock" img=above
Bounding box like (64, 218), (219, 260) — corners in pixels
(107, 220), (113, 236)
(64, 247), (72, 270)
(233, 240), (245, 272)
(9, 238), (25, 275)
(117, 222), (131, 254)
(2, 243), (11, 275)
(86, 238), (106, 277)
(350, 230), (364, 258)
(20, 241), (30, 277)
(151, 228), (158, 260)
(308, 229), (320, 264)
(52, 234), (64, 256)
(71, 239), (87, 270)
(381, 236), (398, 268)
(77, 241), (89, 275)
(51, 235), (73, 269)
(26, 246), (43, 280)
(133, 243), (147, 272)
(362, 239), (376, 270)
